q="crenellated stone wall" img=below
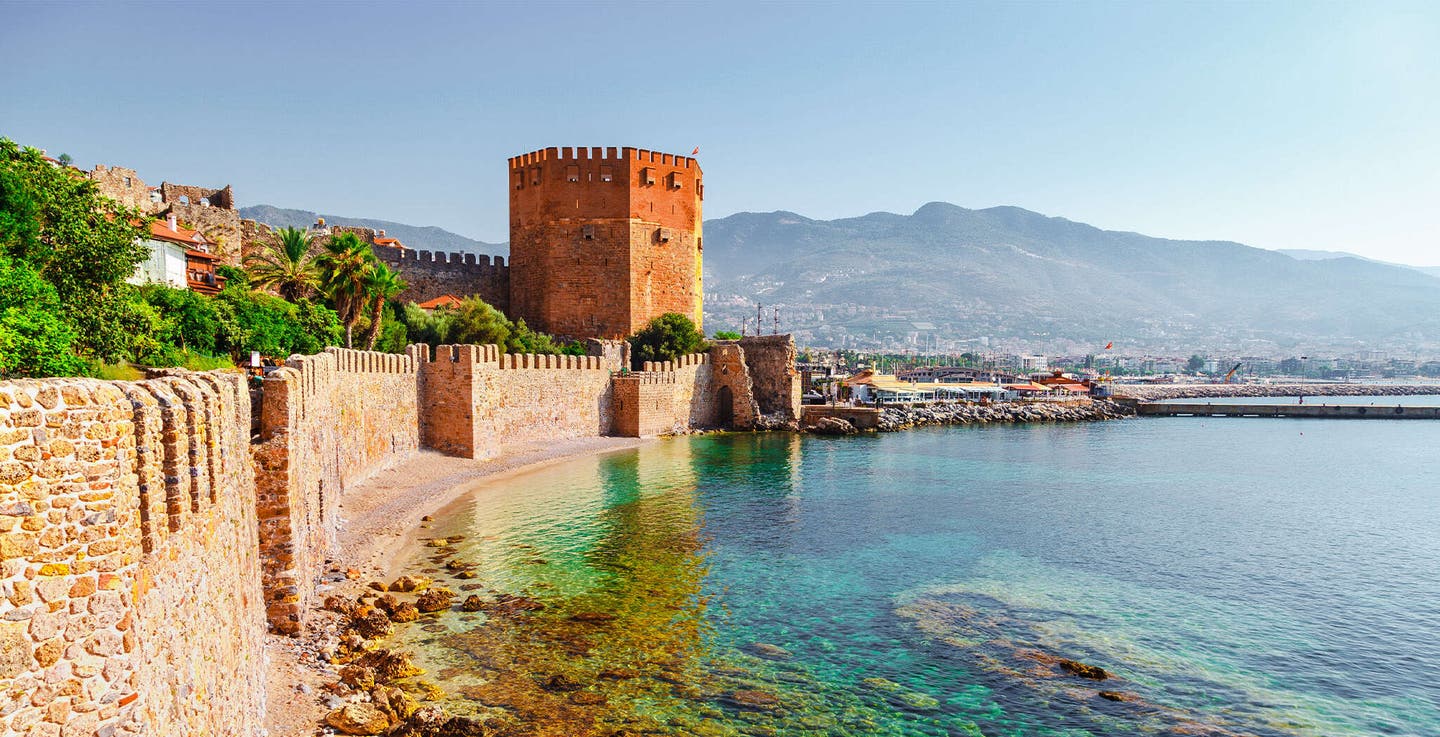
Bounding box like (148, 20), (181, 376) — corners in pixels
(252, 348), (421, 634)
(0, 335), (803, 735)
(415, 344), (622, 459)
(0, 373), (265, 737)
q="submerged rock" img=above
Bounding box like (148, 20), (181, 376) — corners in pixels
(725, 689), (781, 710)
(747, 642), (793, 660)
(390, 575), (431, 593)
(460, 595), (484, 612)
(1059, 659), (1108, 681)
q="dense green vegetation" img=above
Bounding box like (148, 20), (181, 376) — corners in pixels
(629, 313), (708, 370)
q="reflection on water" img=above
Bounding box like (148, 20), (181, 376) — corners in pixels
(390, 425), (1440, 736)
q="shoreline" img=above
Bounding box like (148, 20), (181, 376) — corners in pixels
(263, 436), (650, 736)
(1114, 383), (1440, 401)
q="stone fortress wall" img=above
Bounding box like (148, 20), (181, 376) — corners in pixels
(251, 348), (421, 634)
(374, 248), (510, 309)
(0, 336), (800, 735)
(1, 374), (265, 737)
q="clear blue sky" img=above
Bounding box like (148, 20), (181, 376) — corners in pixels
(3, 1), (1437, 264)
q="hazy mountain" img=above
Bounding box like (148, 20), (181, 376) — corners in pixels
(1278, 248), (1440, 279)
(701, 202), (1440, 352)
(239, 205), (506, 256)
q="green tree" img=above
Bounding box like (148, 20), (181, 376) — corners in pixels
(245, 226), (320, 301)
(214, 282), (342, 360)
(449, 296), (512, 347)
(713, 330), (742, 341)
(140, 285), (220, 355)
(56, 153), (72, 167)
(316, 231), (375, 348)
(0, 254), (85, 377)
(358, 261), (406, 350)
(0, 138), (149, 363)
(1186, 354), (1206, 373)
(628, 313), (708, 370)
(399, 302), (454, 348)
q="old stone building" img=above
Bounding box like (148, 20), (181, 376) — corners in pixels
(507, 146), (704, 339)
(88, 165), (245, 263)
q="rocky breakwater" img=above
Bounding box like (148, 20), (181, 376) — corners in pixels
(876, 400), (1131, 432)
(1116, 383), (1440, 401)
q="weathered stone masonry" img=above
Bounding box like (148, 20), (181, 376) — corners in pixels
(252, 348), (421, 635)
(1, 335), (800, 735)
(1, 374), (264, 737)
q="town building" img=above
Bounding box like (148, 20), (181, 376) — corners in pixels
(129, 214), (226, 295)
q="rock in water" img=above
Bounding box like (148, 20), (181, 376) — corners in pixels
(726, 690), (781, 710)
(1060, 658), (1108, 680)
(747, 642), (793, 659)
(324, 703), (392, 735)
(416, 588), (455, 613)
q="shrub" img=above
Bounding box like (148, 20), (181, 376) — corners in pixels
(628, 313), (707, 370)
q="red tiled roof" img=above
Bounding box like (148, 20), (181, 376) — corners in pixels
(149, 219), (209, 248)
(417, 294), (463, 310)
(374, 237), (404, 248)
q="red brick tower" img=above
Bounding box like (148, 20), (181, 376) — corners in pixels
(507, 146), (703, 339)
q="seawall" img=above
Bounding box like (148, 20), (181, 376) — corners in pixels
(1115, 383), (1440, 401)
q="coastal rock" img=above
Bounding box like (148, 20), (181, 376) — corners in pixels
(324, 703), (392, 735)
(1098, 690), (1129, 702)
(390, 575), (431, 593)
(340, 664), (377, 690)
(351, 609), (393, 639)
(807, 417), (858, 435)
(540, 673), (586, 692)
(570, 611), (617, 623)
(355, 649), (424, 681)
(460, 596), (484, 612)
(416, 588), (455, 613)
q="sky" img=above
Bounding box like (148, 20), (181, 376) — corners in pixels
(3, 1), (1437, 264)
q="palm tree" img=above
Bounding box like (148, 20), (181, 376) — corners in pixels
(244, 227), (319, 301)
(359, 262), (407, 350)
(317, 232), (376, 348)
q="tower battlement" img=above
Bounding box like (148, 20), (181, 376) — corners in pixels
(507, 145), (704, 339)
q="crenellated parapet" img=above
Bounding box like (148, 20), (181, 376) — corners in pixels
(373, 248), (510, 309)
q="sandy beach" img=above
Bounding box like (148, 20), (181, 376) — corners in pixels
(262, 436), (648, 735)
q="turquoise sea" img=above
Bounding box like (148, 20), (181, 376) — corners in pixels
(393, 411), (1440, 736)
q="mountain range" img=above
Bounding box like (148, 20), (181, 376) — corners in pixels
(240, 201), (1440, 354)
(238, 205), (505, 256)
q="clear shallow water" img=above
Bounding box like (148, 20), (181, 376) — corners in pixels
(395, 419), (1440, 736)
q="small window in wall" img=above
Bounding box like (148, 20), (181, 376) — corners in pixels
(179, 195), (190, 204)
(200, 198), (210, 207)
(582, 224), (596, 240)
(600, 166), (613, 182)
(514, 170), (525, 190)
(658, 228), (673, 243)
(698, 237), (703, 251)
(123, 176), (132, 187)
(668, 172), (683, 190)
(566, 165), (579, 182)
(641, 167), (655, 185)
(531, 166), (542, 186)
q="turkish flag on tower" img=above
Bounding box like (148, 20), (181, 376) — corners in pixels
(691, 147), (700, 155)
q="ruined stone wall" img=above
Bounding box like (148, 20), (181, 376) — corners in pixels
(0, 373), (265, 737)
(87, 165), (156, 213)
(376, 249), (510, 308)
(169, 202), (243, 263)
(252, 349), (420, 634)
(738, 335), (802, 421)
(416, 345), (620, 459)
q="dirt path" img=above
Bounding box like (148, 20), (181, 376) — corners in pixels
(262, 436), (648, 735)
